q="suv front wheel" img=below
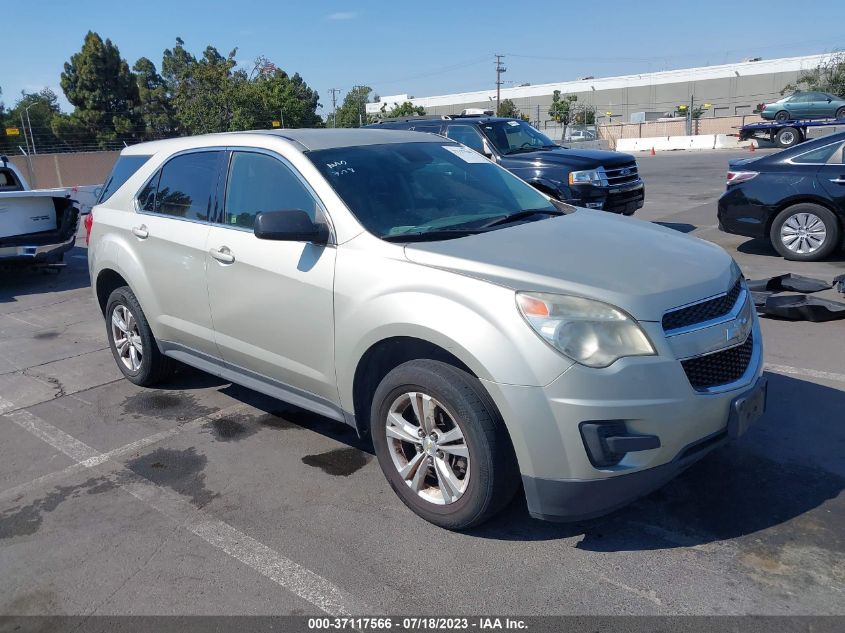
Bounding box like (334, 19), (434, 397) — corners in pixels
(371, 360), (518, 530)
(106, 286), (173, 386)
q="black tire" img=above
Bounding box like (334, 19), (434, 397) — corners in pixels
(769, 203), (840, 262)
(775, 126), (802, 148)
(105, 286), (173, 386)
(774, 110), (790, 122)
(836, 106), (845, 120)
(370, 359), (519, 530)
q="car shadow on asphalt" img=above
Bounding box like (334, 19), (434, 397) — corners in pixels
(472, 372), (845, 550)
(0, 246), (92, 304)
(653, 222), (697, 234)
(737, 237), (845, 262)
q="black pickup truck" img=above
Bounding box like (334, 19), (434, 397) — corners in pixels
(366, 116), (644, 215)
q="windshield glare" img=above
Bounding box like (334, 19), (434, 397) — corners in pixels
(307, 142), (556, 239)
(480, 120), (557, 154)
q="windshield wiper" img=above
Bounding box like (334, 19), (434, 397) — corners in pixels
(382, 228), (482, 243)
(505, 145), (557, 155)
(479, 208), (564, 229)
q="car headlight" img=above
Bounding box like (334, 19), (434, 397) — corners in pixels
(516, 292), (655, 368)
(568, 169), (602, 186)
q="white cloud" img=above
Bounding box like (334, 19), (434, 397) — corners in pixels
(327, 11), (357, 20)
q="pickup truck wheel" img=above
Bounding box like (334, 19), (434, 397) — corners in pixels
(775, 127), (801, 148)
(770, 204), (840, 261)
(774, 110), (790, 122)
(106, 286), (173, 386)
(371, 360), (518, 530)
(836, 106), (845, 120)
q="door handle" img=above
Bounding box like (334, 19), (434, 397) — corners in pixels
(830, 177), (845, 184)
(209, 246), (235, 264)
(131, 225), (149, 239)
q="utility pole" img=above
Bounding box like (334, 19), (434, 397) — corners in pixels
(329, 88), (341, 127)
(686, 94), (694, 136)
(495, 54), (506, 116)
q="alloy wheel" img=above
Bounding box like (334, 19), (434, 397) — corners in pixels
(780, 212), (827, 254)
(385, 392), (470, 505)
(111, 304), (143, 372)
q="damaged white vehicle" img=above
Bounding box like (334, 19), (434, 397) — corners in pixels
(0, 156), (82, 269)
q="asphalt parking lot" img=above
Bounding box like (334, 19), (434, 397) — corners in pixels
(1, 148), (843, 617)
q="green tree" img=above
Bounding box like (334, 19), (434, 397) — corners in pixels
(782, 52), (845, 96)
(335, 85), (374, 127)
(160, 41), (322, 134)
(6, 89), (66, 152)
(133, 57), (177, 138)
(497, 98), (519, 118)
(572, 103), (596, 125)
(60, 31), (141, 147)
(548, 90), (577, 125)
(382, 101), (426, 118)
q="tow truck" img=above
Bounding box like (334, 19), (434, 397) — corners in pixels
(736, 117), (845, 149)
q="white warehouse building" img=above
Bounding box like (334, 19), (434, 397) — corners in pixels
(366, 54), (832, 125)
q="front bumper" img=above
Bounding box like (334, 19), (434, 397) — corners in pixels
(483, 312), (764, 522)
(565, 181), (645, 216)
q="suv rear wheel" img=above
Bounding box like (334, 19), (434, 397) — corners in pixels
(370, 360), (518, 530)
(106, 286), (173, 386)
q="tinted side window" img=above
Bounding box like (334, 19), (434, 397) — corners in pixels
(446, 125), (485, 153)
(792, 142), (842, 164)
(224, 152), (318, 229)
(413, 125), (442, 134)
(98, 155), (151, 203)
(147, 152), (220, 221)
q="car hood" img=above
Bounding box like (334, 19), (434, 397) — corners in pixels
(403, 210), (735, 322)
(500, 147), (634, 170)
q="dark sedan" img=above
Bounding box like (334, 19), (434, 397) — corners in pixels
(718, 132), (845, 261)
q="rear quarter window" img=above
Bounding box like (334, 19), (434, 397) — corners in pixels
(98, 155), (152, 203)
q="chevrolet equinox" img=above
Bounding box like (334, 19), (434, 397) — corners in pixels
(89, 129), (766, 529)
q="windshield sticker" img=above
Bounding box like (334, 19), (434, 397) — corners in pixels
(508, 120), (520, 126)
(442, 145), (488, 163)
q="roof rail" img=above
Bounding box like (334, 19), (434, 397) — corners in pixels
(374, 115), (453, 124)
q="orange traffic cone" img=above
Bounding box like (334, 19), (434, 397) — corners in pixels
(650, 147), (656, 156)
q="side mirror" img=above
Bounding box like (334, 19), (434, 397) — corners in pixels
(254, 210), (329, 244)
(481, 140), (494, 159)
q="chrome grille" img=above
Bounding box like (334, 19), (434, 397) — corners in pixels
(662, 279), (743, 332)
(603, 162), (639, 186)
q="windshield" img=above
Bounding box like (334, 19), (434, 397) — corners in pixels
(307, 142), (556, 240)
(478, 120), (557, 155)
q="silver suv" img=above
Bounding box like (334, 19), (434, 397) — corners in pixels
(89, 129), (766, 529)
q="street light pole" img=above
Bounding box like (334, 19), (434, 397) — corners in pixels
(23, 104), (37, 155)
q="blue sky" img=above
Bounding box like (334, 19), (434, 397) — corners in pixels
(3, 0), (843, 115)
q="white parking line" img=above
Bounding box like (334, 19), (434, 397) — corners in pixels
(0, 398), (373, 616)
(766, 363), (845, 384)
(0, 403), (246, 503)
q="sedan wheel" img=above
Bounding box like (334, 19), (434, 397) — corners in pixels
(770, 204), (840, 261)
(774, 110), (790, 122)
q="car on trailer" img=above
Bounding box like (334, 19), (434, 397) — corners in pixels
(737, 117), (845, 149)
